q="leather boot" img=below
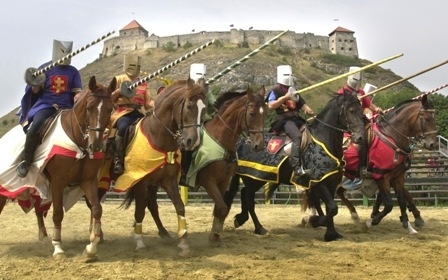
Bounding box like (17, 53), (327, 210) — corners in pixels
(358, 143), (373, 179)
(113, 135), (125, 174)
(289, 140), (310, 177)
(17, 132), (40, 178)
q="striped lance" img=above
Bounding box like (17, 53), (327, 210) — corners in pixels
(25, 31), (116, 86)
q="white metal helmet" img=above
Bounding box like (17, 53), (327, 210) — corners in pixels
(123, 54), (142, 77)
(363, 83), (377, 94)
(277, 65), (294, 87)
(52, 39), (73, 65)
(190, 63), (206, 83)
(347, 66), (363, 90)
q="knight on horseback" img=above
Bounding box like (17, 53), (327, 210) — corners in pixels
(337, 66), (383, 179)
(17, 39), (82, 178)
(109, 54), (155, 174)
(266, 65), (314, 178)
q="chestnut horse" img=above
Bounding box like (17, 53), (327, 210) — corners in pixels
(336, 94), (437, 234)
(101, 78), (206, 256)
(143, 86), (267, 245)
(0, 76), (114, 257)
(224, 91), (366, 241)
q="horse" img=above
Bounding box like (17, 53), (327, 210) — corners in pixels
(141, 86), (267, 245)
(97, 78), (206, 256)
(336, 94), (437, 234)
(224, 90), (366, 241)
(0, 76), (114, 257)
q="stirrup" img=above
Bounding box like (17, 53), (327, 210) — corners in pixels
(17, 161), (31, 178)
(114, 161), (124, 174)
(360, 169), (373, 179)
(294, 166), (311, 177)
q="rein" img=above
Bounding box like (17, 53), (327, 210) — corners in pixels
(378, 105), (436, 151)
(217, 100), (264, 137)
(69, 93), (111, 153)
(152, 96), (202, 140)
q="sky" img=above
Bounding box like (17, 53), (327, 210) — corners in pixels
(1, 0), (447, 117)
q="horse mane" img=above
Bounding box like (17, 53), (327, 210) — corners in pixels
(307, 95), (339, 129)
(384, 97), (434, 120)
(214, 91), (247, 110)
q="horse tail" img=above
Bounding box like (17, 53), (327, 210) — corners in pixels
(120, 188), (136, 210)
(300, 191), (309, 212)
(264, 183), (280, 203)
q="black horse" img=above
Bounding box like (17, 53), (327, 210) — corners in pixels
(224, 91), (366, 241)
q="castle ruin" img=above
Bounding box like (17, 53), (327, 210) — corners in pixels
(101, 20), (358, 58)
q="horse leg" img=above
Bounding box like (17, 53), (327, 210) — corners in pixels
(303, 190), (327, 228)
(233, 180), (250, 228)
(86, 188), (106, 243)
(394, 186), (418, 235)
(223, 174), (240, 212)
(163, 180), (189, 256)
(0, 195), (7, 214)
(50, 184), (66, 257)
(147, 186), (171, 239)
(35, 208), (48, 241)
(336, 186), (359, 221)
(366, 180), (393, 228)
(403, 188), (424, 228)
(80, 179), (103, 258)
(246, 182), (268, 235)
(313, 184), (342, 242)
(132, 183), (148, 251)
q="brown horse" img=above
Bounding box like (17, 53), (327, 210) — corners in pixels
(336, 94), (437, 234)
(101, 78), (206, 256)
(144, 86), (267, 245)
(0, 76), (114, 257)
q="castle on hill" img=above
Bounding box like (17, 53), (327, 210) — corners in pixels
(101, 20), (358, 58)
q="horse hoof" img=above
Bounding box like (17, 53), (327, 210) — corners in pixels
(159, 230), (172, 240)
(177, 244), (190, 257)
(301, 217), (310, 227)
(324, 232), (343, 242)
(234, 219), (241, 228)
(351, 212), (360, 222)
(365, 219), (373, 229)
(208, 234), (221, 247)
(414, 218), (425, 228)
(254, 227), (269, 235)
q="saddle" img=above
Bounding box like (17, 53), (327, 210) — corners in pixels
(266, 125), (309, 156)
(38, 110), (66, 144)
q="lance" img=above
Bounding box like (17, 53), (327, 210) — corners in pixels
(292, 53), (404, 98)
(359, 59), (448, 99)
(383, 83), (448, 114)
(120, 39), (216, 98)
(24, 31), (116, 86)
(205, 30), (288, 84)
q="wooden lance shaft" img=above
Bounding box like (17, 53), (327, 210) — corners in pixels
(32, 31), (116, 77)
(383, 83), (448, 114)
(206, 30), (288, 84)
(360, 59), (448, 100)
(293, 53), (403, 96)
(119, 39), (216, 98)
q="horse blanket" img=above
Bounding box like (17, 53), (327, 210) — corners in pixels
(344, 123), (409, 180)
(111, 119), (182, 192)
(236, 133), (342, 189)
(185, 127), (228, 187)
(0, 113), (103, 213)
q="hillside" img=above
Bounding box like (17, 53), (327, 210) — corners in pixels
(0, 41), (419, 138)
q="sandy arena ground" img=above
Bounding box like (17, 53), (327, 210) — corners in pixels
(0, 200), (447, 280)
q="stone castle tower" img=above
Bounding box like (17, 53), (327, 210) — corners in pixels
(101, 20), (358, 58)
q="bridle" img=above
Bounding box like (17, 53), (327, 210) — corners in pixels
(70, 93), (111, 156)
(217, 97), (265, 137)
(152, 96), (203, 141)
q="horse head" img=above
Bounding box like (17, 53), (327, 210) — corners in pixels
(84, 76), (114, 157)
(240, 86), (267, 152)
(153, 78), (206, 151)
(338, 91), (366, 144)
(418, 95), (438, 150)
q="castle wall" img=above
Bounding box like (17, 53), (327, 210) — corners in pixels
(101, 28), (355, 58)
